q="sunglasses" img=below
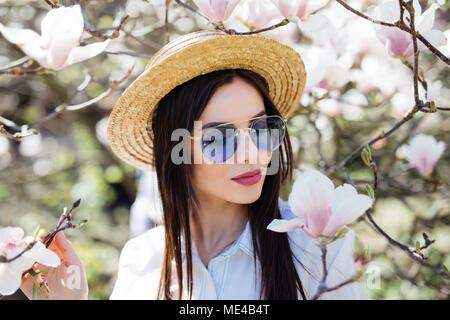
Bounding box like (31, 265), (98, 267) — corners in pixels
(190, 115), (287, 164)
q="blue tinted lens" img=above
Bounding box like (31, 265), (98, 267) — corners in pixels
(250, 115), (285, 152)
(201, 126), (238, 163)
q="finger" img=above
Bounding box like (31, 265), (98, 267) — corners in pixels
(39, 231), (51, 244)
(20, 272), (34, 299)
(40, 239), (67, 266)
(32, 262), (53, 274)
(54, 232), (80, 265)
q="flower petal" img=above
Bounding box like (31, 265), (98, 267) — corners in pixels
(0, 263), (22, 296)
(421, 29), (448, 49)
(40, 4), (84, 50)
(193, 0), (220, 23)
(403, 134), (446, 176)
(416, 3), (438, 34)
(41, 4), (85, 69)
(15, 240), (59, 270)
(267, 218), (304, 233)
(434, 141), (446, 160)
(31, 241), (60, 267)
(288, 170), (335, 235)
(0, 226), (24, 243)
(0, 24), (47, 64)
(323, 184), (372, 237)
(271, 0), (302, 21)
(64, 39), (110, 68)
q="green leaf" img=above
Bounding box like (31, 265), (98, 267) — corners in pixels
(32, 224), (41, 241)
(361, 149), (371, 167)
(327, 228), (350, 245)
(443, 265), (449, 277)
(36, 281), (49, 299)
(364, 143), (372, 159)
(415, 241), (421, 254)
(430, 101), (436, 112)
(32, 280), (37, 300)
(335, 228), (349, 240)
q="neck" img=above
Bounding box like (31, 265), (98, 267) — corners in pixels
(189, 189), (248, 267)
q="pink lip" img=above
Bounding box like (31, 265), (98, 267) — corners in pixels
(231, 169), (262, 186)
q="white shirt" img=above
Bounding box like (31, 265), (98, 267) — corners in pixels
(110, 198), (368, 300)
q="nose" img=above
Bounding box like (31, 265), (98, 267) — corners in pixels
(233, 128), (260, 165)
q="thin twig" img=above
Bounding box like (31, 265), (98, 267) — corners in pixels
(311, 241), (358, 300)
(0, 67), (48, 75)
(364, 155), (448, 279)
(75, 0), (129, 40)
(404, 1), (421, 106)
(335, 0), (449, 65)
(326, 103), (422, 175)
(174, 0), (221, 30)
(0, 241), (36, 263)
(43, 0), (59, 8)
(104, 50), (153, 59)
(165, 0), (171, 44)
(174, 0), (290, 35)
(0, 66), (133, 141)
(0, 199), (84, 266)
(31, 66), (133, 128)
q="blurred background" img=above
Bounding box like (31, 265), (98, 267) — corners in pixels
(0, 0), (448, 299)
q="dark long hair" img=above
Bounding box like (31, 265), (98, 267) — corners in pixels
(151, 68), (307, 300)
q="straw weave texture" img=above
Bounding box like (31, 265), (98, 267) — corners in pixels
(107, 29), (306, 171)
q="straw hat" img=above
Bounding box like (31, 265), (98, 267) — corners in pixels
(107, 29), (307, 171)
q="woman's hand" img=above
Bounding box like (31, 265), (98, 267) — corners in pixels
(20, 231), (88, 300)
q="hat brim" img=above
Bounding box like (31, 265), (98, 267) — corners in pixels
(107, 29), (306, 171)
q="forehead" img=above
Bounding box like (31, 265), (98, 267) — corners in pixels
(198, 77), (266, 124)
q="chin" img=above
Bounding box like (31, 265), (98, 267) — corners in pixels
(227, 184), (264, 204)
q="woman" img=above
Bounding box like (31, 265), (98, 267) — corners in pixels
(20, 30), (367, 300)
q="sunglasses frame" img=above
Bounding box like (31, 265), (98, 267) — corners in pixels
(190, 114), (287, 162)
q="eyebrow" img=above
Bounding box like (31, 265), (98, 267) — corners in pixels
(201, 110), (267, 130)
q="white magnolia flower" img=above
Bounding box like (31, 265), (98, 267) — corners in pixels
(0, 5), (110, 71)
(267, 170), (372, 239)
(0, 227), (60, 296)
(246, 0), (282, 29)
(402, 134), (446, 176)
(271, 0), (328, 23)
(295, 44), (350, 93)
(192, 0), (241, 24)
(372, 0), (447, 58)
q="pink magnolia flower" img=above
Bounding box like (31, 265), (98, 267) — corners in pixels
(267, 170), (372, 239)
(271, 0), (328, 23)
(402, 134), (446, 176)
(0, 227), (60, 296)
(372, 0), (447, 58)
(246, 0), (282, 29)
(0, 5), (110, 71)
(193, 0), (241, 24)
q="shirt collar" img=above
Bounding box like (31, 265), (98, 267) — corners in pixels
(179, 198), (285, 266)
(180, 219), (255, 266)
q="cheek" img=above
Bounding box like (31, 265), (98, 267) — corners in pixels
(258, 150), (272, 167)
(191, 162), (231, 194)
